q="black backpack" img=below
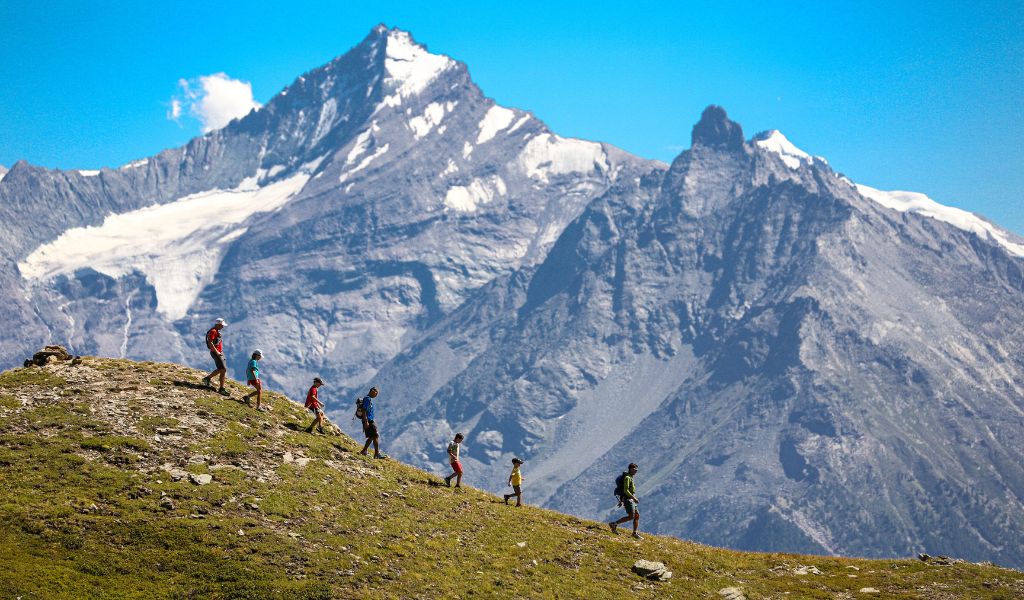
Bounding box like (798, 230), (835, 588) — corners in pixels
(614, 472), (628, 500)
(354, 397), (366, 420)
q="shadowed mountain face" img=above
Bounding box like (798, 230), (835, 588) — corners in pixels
(0, 26), (658, 393)
(3, 28), (1024, 567)
(372, 107), (1024, 567)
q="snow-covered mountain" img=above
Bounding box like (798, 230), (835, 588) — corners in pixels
(1, 26), (657, 393)
(2, 28), (1023, 567)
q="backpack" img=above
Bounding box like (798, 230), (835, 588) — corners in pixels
(205, 327), (219, 349)
(354, 397), (366, 420)
(614, 472), (627, 500)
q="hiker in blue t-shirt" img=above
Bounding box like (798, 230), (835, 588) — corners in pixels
(243, 350), (265, 410)
(358, 387), (387, 459)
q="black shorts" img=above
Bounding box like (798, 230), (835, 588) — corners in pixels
(363, 420), (378, 439)
(210, 350), (226, 370)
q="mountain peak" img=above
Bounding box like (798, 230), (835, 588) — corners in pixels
(691, 105), (745, 151)
(752, 129), (814, 169)
(379, 27), (456, 104)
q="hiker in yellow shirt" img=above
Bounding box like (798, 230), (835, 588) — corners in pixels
(503, 457), (524, 507)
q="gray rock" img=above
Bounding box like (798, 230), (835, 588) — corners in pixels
(718, 587), (746, 600)
(793, 565), (823, 575)
(632, 559), (672, 581)
(189, 473), (213, 486)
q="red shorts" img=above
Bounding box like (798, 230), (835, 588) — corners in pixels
(451, 461), (463, 475)
(247, 379), (262, 389)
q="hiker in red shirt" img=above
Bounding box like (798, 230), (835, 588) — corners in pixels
(304, 377), (325, 434)
(202, 318), (229, 396)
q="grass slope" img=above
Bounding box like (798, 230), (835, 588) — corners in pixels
(0, 357), (1021, 599)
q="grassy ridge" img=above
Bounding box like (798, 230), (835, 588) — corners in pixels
(0, 356), (1021, 599)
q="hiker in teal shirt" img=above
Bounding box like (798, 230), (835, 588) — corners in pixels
(243, 349), (264, 410)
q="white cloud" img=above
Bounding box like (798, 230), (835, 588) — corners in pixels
(167, 99), (182, 120)
(168, 73), (261, 133)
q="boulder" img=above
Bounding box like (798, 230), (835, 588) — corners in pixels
(632, 559), (672, 581)
(718, 587), (746, 600)
(26, 345), (72, 367)
(189, 473), (213, 486)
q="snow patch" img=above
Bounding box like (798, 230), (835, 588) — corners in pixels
(339, 144), (389, 183)
(440, 159), (458, 177)
(408, 101), (450, 139)
(444, 176), (507, 212)
(346, 126), (375, 164)
(462, 141), (473, 159)
(476, 105), (516, 144)
(508, 115), (531, 133)
(77, 170), (101, 177)
(311, 98), (338, 145)
(19, 172), (312, 320)
(754, 130), (823, 170)
(517, 134), (608, 182)
(120, 159), (148, 170)
(380, 30), (454, 108)
(855, 184), (1024, 257)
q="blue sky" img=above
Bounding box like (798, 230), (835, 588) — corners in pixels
(2, 1), (1022, 233)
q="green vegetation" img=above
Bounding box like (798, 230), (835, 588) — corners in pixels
(0, 356), (1020, 599)
(0, 367), (66, 388)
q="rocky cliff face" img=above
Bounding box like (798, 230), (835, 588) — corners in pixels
(373, 107), (1024, 567)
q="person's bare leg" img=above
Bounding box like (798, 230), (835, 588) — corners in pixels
(454, 472), (462, 488)
(360, 438), (371, 455)
(632, 511), (640, 534)
(515, 489), (522, 507)
(218, 369), (226, 391)
(372, 437), (381, 457)
(255, 386), (262, 409)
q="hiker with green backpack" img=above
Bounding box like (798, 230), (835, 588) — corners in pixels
(609, 462), (642, 540)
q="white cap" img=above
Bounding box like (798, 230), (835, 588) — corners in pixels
(253, 349), (263, 356)
(214, 318), (227, 326)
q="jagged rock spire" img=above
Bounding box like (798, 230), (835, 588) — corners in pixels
(691, 105), (745, 151)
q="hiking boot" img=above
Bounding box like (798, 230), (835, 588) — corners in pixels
(217, 388), (229, 396)
(374, 454), (389, 460)
(504, 495), (509, 505)
(202, 376), (212, 389)
(317, 427), (325, 434)
(631, 532), (643, 540)
(609, 522), (618, 534)
(445, 477), (452, 488)
(305, 425), (314, 433)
